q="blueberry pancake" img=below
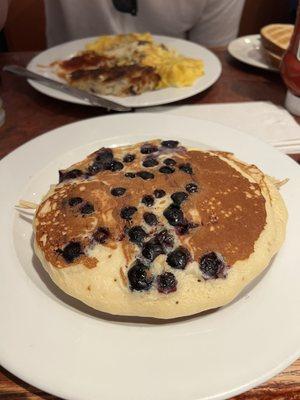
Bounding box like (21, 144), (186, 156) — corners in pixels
(33, 140), (287, 319)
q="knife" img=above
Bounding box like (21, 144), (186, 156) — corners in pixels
(3, 65), (132, 112)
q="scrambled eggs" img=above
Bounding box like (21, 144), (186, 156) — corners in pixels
(85, 33), (204, 88)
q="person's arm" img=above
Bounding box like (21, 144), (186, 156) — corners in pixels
(188, 0), (245, 47)
(0, 0), (11, 31)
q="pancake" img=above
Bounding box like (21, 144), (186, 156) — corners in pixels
(33, 140), (287, 319)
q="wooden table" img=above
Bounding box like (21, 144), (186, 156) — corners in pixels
(0, 49), (299, 400)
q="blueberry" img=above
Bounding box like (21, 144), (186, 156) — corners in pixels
(87, 161), (103, 176)
(140, 143), (158, 154)
(128, 261), (153, 291)
(61, 241), (82, 263)
(199, 252), (227, 279)
(104, 160), (124, 172)
(123, 153), (135, 163)
(161, 140), (179, 148)
(157, 272), (177, 294)
(142, 157), (159, 168)
(111, 187), (126, 196)
(175, 222), (197, 235)
(159, 166), (175, 174)
(96, 148), (113, 163)
(59, 169), (82, 183)
(136, 171), (154, 180)
(120, 206), (137, 220)
(155, 229), (174, 249)
(80, 202), (95, 215)
(176, 224), (188, 235)
(163, 158), (176, 166)
(128, 226), (148, 245)
(154, 189), (166, 198)
(171, 191), (188, 205)
(142, 241), (164, 261)
(93, 227), (110, 244)
(86, 149), (115, 176)
(142, 195), (154, 207)
(125, 172), (136, 178)
(68, 197), (83, 207)
(179, 163), (193, 174)
(167, 246), (190, 269)
(143, 212), (158, 226)
(163, 204), (184, 226)
(185, 183), (198, 193)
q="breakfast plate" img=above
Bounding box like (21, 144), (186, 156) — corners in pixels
(228, 34), (279, 72)
(1, 113), (300, 400)
(27, 35), (222, 108)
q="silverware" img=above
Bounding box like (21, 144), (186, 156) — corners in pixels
(3, 65), (132, 112)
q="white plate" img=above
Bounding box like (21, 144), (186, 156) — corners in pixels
(1, 113), (300, 400)
(228, 34), (278, 72)
(27, 35), (221, 108)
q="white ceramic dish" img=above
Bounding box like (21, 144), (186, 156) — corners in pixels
(1, 113), (300, 400)
(228, 34), (278, 72)
(27, 35), (222, 108)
